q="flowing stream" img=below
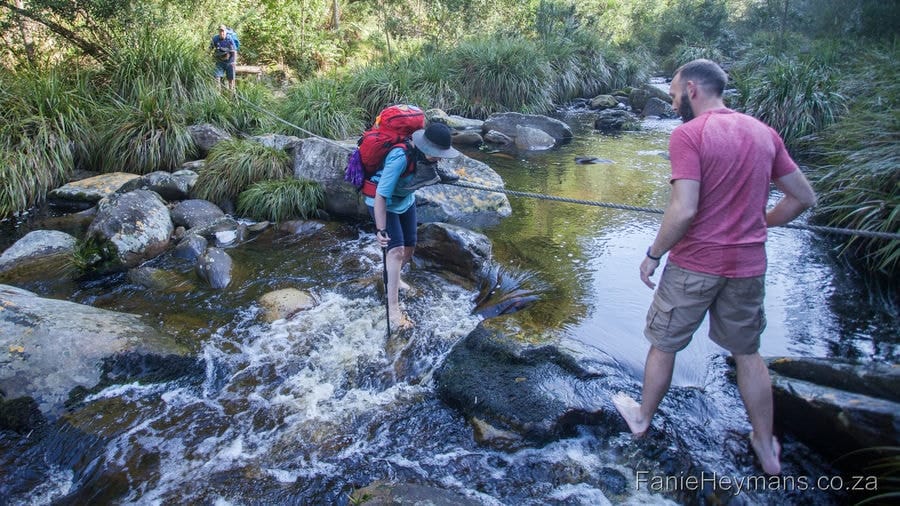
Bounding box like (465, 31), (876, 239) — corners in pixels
(0, 112), (896, 505)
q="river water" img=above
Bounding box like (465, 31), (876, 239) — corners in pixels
(0, 112), (896, 505)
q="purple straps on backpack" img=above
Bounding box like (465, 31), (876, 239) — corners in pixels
(344, 149), (365, 188)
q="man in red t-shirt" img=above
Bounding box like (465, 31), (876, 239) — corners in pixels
(613, 59), (816, 475)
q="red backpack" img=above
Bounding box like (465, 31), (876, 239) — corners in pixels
(344, 105), (426, 197)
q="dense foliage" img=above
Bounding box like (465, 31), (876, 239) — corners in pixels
(0, 0), (897, 275)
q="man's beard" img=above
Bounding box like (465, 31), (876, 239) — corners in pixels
(678, 91), (695, 122)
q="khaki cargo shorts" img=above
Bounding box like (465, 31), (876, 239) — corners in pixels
(644, 263), (767, 355)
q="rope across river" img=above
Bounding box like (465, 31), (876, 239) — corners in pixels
(233, 92), (900, 242)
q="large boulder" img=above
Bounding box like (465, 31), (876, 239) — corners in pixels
(0, 230), (76, 273)
(415, 222), (492, 284)
(48, 172), (141, 210)
(258, 288), (317, 323)
(482, 112), (573, 143)
(83, 189), (174, 271)
(250, 133), (303, 151)
(119, 170), (196, 202)
(171, 199), (226, 229)
(642, 97), (676, 119)
(514, 125), (556, 151)
(188, 123), (231, 155)
(291, 138), (511, 226)
(766, 356), (900, 459)
(435, 320), (624, 445)
(415, 154), (512, 227)
(0, 284), (184, 416)
(196, 247), (233, 289)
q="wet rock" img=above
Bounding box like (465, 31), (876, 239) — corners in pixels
(188, 123), (231, 155)
(451, 129), (483, 146)
(435, 320), (623, 445)
(251, 133), (303, 151)
(590, 94), (619, 109)
(642, 97), (676, 119)
(119, 170), (193, 202)
(0, 284), (183, 416)
(574, 156), (613, 164)
(351, 481), (482, 506)
(484, 130), (513, 145)
(83, 189), (174, 271)
(128, 266), (194, 293)
(170, 199), (226, 229)
(196, 247), (233, 289)
(293, 137), (511, 227)
(594, 109), (640, 133)
(415, 222), (492, 285)
(258, 288), (317, 323)
(514, 125), (556, 151)
(181, 160), (205, 171)
(173, 234), (207, 262)
(765, 356), (900, 458)
(48, 172), (141, 210)
(0, 230), (76, 273)
(247, 221), (270, 232)
(186, 216), (242, 245)
(0, 396), (45, 433)
(482, 112), (573, 143)
(277, 220), (324, 235)
(470, 416), (526, 450)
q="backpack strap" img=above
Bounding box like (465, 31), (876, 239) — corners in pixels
(361, 141), (416, 198)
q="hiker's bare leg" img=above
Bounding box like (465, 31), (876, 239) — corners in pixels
(614, 345), (675, 436)
(386, 247), (412, 326)
(398, 246), (414, 291)
(734, 352), (781, 475)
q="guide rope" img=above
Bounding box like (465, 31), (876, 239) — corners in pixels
(233, 92), (900, 242)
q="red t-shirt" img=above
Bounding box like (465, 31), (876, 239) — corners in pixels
(668, 108), (798, 277)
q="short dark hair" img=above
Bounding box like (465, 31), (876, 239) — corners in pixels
(674, 59), (727, 96)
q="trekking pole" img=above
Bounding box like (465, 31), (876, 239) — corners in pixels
(382, 247), (391, 338)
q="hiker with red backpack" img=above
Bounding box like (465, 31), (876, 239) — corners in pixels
(210, 24), (238, 91)
(349, 108), (459, 330)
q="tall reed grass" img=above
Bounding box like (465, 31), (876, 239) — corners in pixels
(804, 47), (899, 274)
(95, 83), (197, 174)
(0, 70), (94, 218)
(277, 77), (365, 140)
(237, 178), (324, 222)
(192, 139), (292, 205)
(732, 56), (846, 150)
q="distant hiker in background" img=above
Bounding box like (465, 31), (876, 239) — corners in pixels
(369, 121), (460, 330)
(210, 24), (237, 91)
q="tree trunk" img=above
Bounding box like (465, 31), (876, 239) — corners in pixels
(0, 0), (107, 60)
(331, 0), (340, 31)
(14, 0), (35, 64)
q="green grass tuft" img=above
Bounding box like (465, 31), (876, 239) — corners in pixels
(237, 178), (324, 222)
(192, 139), (292, 206)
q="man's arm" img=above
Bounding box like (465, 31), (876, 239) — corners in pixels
(766, 170), (817, 227)
(641, 178), (700, 288)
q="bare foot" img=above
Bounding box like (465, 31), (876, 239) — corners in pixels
(390, 311), (415, 331)
(612, 392), (650, 437)
(750, 431), (782, 475)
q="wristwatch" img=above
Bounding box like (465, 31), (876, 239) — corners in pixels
(646, 247), (662, 261)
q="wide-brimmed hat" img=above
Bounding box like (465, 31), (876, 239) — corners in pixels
(412, 123), (460, 159)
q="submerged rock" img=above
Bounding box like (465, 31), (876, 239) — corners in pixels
(514, 125), (556, 151)
(196, 247), (233, 289)
(258, 288), (317, 323)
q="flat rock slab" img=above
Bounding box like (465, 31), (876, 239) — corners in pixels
(49, 172), (141, 207)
